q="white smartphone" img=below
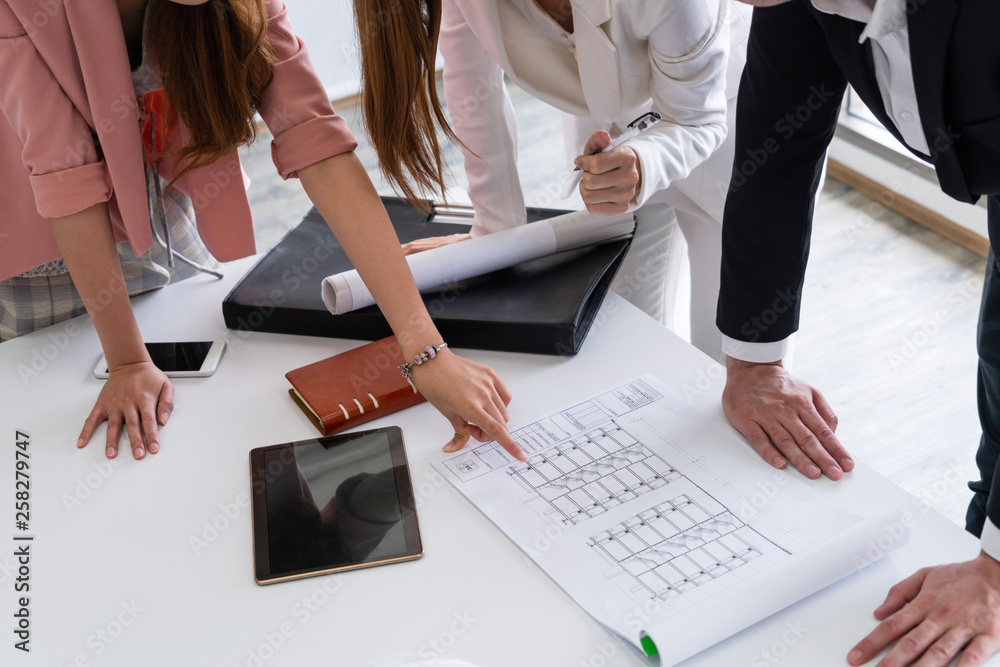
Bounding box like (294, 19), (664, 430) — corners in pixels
(93, 341), (226, 379)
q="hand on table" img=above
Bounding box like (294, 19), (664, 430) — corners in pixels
(722, 357), (853, 480)
(409, 348), (526, 461)
(848, 551), (1000, 666)
(77, 360), (174, 460)
(401, 233), (471, 256)
(573, 131), (642, 216)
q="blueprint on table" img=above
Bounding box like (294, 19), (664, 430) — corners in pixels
(433, 375), (907, 665)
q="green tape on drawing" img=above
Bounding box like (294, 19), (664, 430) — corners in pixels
(641, 635), (658, 656)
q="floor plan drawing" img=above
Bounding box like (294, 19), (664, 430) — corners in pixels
(588, 492), (788, 604)
(506, 423), (681, 526)
(432, 375), (890, 665)
(443, 379), (663, 482)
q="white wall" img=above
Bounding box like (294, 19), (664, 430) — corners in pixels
(283, 0), (362, 102)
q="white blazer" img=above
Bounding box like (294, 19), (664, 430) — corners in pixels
(440, 0), (749, 236)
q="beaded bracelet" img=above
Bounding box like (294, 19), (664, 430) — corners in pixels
(399, 343), (449, 383)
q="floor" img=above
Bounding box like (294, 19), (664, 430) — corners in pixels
(240, 81), (987, 529)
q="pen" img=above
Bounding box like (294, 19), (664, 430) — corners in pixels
(573, 112), (662, 171)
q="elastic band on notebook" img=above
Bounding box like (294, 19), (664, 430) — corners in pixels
(368, 392), (379, 408)
(337, 403), (349, 420)
(353, 397), (364, 414)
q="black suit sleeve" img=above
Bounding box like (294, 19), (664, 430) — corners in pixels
(716, 0), (848, 346)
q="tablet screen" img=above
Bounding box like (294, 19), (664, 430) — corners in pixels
(250, 427), (422, 584)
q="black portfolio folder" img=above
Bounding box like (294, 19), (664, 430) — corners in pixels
(222, 197), (632, 355)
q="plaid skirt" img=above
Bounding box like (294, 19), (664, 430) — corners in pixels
(0, 186), (218, 342)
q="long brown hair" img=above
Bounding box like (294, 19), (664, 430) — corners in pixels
(353, 0), (460, 208)
(148, 0), (275, 178)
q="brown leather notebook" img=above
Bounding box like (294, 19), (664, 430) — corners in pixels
(285, 337), (426, 435)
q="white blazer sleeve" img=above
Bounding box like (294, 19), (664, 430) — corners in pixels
(440, 0), (526, 237)
(627, 0), (730, 209)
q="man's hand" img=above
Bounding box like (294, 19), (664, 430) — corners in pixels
(573, 131), (641, 216)
(848, 552), (1000, 666)
(723, 356), (853, 479)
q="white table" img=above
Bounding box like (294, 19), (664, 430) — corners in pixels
(0, 256), (990, 667)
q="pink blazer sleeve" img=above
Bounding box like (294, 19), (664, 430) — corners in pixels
(259, 0), (358, 179)
(0, 1), (112, 219)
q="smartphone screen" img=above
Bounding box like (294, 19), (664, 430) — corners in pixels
(143, 342), (214, 372)
(95, 341), (224, 378)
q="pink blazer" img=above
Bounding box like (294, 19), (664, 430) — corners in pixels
(0, 0), (357, 281)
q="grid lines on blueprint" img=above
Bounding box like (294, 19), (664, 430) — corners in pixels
(442, 380), (664, 482)
(506, 423), (677, 525)
(505, 418), (790, 605)
(588, 492), (787, 604)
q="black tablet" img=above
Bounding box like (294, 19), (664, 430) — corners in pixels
(249, 427), (423, 585)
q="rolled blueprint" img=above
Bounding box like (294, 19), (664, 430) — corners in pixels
(321, 210), (635, 315)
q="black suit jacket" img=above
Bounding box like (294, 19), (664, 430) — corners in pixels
(717, 0), (1000, 528)
(718, 0), (1000, 349)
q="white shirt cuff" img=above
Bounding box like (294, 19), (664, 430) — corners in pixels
(721, 334), (794, 364)
(981, 518), (1000, 562)
(627, 143), (657, 210)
